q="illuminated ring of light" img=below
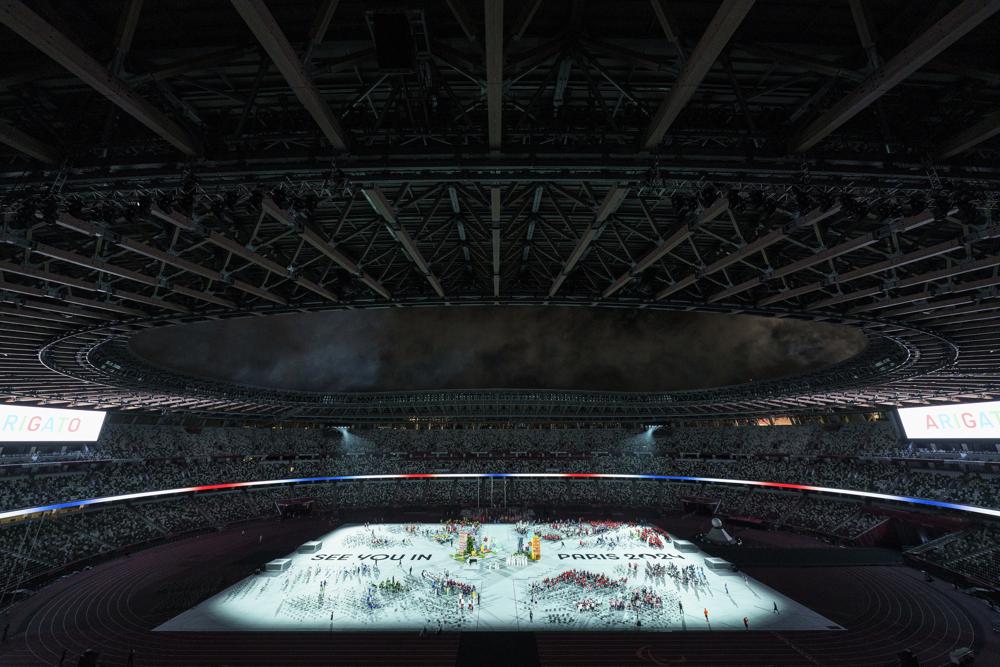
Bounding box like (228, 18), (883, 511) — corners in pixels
(2, 472), (998, 522)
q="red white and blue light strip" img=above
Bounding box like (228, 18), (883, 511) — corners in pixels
(2, 472), (999, 521)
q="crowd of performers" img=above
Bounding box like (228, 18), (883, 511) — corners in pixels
(530, 567), (668, 614)
(428, 573), (481, 612)
(528, 520), (672, 551)
(442, 519), (481, 535)
(377, 577), (407, 594)
(336, 561), (382, 581)
(334, 564), (484, 616)
(296, 520), (765, 630)
(542, 519), (628, 539)
(637, 527), (665, 549)
(644, 562), (666, 578)
(345, 525), (396, 548)
(608, 589), (664, 611)
(522, 558), (716, 623)
(662, 562), (710, 588)
(538, 569), (627, 590)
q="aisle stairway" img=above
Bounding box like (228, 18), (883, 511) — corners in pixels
(905, 530), (965, 556)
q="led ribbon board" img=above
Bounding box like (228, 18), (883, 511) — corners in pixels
(2, 472), (999, 522)
(897, 399), (1000, 440)
(0, 404), (107, 443)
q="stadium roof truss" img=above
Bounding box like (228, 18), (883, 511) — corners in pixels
(0, 0), (999, 422)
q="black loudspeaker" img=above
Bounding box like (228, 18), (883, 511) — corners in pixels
(372, 12), (415, 71)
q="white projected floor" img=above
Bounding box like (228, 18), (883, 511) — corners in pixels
(157, 521), (841, 632)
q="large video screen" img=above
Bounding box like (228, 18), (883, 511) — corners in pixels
(0, 404), (107, 442)
(897, 400), (1000, 440)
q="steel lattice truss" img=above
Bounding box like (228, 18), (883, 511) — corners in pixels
(0, 0), (999, 422)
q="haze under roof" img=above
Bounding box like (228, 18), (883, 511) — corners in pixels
(129, 307), (867, 393)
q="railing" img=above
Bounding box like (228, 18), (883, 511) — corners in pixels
(3, 471), (1000, 522)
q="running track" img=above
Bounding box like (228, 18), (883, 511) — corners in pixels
(0, 516), (996, 666)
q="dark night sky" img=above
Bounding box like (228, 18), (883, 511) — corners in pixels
(129, 307), (867, 393)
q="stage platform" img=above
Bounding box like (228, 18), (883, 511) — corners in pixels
(157, 521), (841, 632)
